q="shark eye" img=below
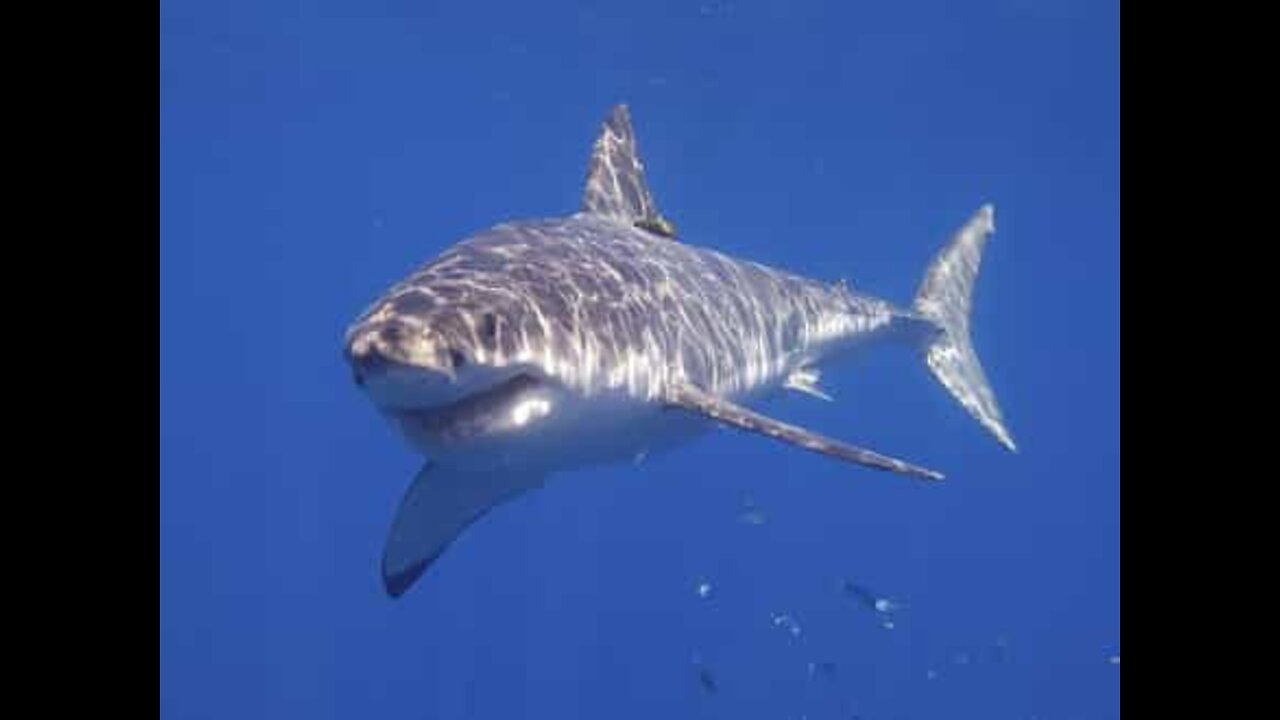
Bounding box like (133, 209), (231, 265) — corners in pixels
(480, 313), (498, 344)
(448, 349), (467, 370)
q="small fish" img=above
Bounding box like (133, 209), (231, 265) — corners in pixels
(694, 579), (713, 599)
(839, 579), (880, 611)
(772, 612), (803, 638)
(841, 579), (903, 617)
(738, 494), (768, 525)
(694, 659), (718, 694)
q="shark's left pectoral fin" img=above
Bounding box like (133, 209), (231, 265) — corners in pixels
(383, 462), (546, 597)
(664, 383), (944, 481)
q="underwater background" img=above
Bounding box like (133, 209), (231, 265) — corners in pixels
(160, 1), (1120, 718)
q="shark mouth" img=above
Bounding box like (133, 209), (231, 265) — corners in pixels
(392, 373), (550, 444)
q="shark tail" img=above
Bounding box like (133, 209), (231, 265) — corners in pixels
(912, 204), (1016, 452)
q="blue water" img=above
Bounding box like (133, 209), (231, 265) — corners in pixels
(160, 2), (1120, 718)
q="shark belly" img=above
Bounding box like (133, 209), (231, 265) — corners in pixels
(389, 380), (712, 472)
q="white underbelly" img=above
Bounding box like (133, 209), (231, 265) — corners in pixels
(395, 385), (711, 472)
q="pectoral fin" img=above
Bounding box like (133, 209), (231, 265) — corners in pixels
(382, 462), (546, 597)
(663, 383), (943, 481)
(784, 367), (833, 402)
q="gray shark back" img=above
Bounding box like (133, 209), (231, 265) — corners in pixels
(387, 213), (895, 402)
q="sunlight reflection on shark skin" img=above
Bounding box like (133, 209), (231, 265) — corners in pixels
(344, 105), (1016, 597)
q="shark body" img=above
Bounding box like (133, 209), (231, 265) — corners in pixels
(345, 106), (1015, 596)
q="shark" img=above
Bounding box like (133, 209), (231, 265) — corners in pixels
(345, 105), (1015, 597)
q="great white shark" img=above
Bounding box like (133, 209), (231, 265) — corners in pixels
(345, 105), (1015, 597)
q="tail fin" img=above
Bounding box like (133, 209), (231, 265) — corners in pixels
(913, 204), (1017, 452)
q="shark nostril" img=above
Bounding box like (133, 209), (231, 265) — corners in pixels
(380, 324), (403, 343)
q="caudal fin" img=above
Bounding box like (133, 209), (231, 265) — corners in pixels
(913, 204), (1016, 452)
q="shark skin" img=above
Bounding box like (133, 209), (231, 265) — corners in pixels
(344, 105), (1015, 597)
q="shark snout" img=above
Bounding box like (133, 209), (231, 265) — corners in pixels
(347, 344), (389, 388)
(345, 322), (410, 386)
(344, 319), (465, 404)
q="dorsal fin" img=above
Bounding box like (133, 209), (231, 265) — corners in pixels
(582, 104), (677, 238)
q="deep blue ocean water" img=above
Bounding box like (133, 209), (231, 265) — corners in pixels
(160, 2), (1120, 717)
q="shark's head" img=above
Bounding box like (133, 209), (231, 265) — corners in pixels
(343, 271), (561, 459)
(344, 282), (521, 411)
